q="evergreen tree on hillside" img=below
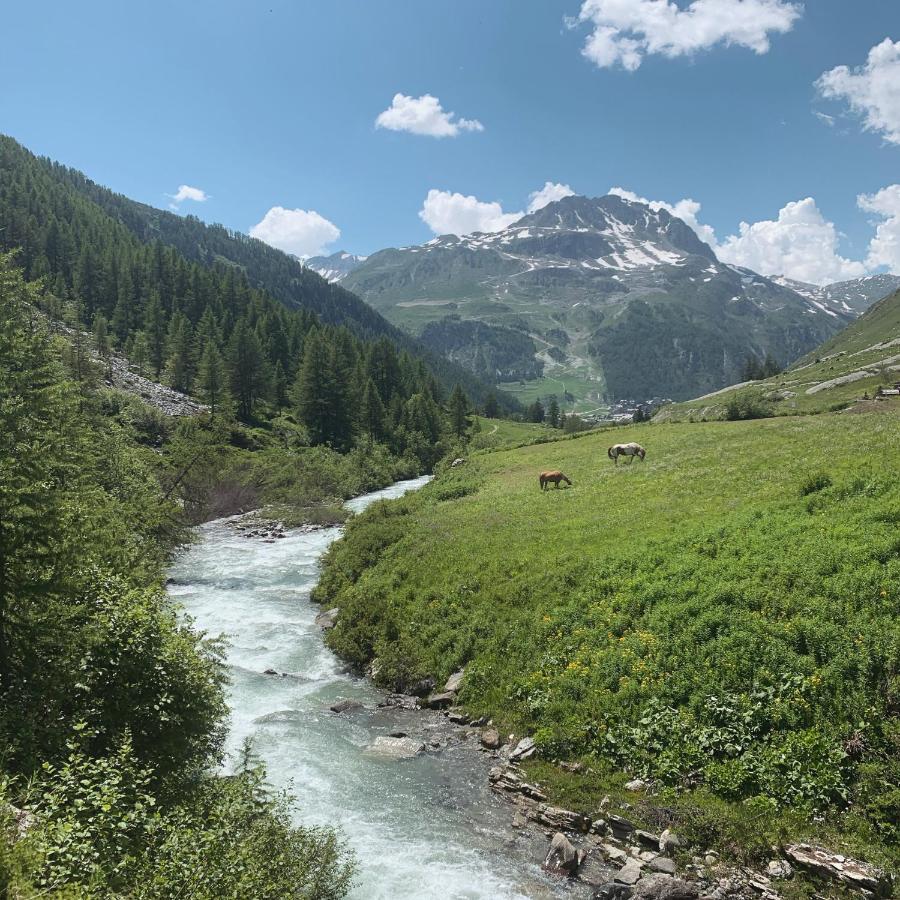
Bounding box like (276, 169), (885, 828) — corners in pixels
(448, 383), (470, 438)
(197, 341), (231, 419)
(527, 399), (545, 423)
(360, 377), (387, 441)
(483, 390), (499, 419)
(228, 317), (269, 419)
(547, 395), (560, 428)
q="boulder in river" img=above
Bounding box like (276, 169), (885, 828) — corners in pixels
(329, 699), (363, 714)
(543, 832), (584, 877)
(480, 727), (502, 749)
(315, 607), (339, 629)
(614, 859), (644, 885)
(593, 883), (633, 900)
(366, 736), (425, 759)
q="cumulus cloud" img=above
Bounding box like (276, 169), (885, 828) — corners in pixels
(816, 38), (900, 145)
(249, 206), (340, 258)
(574, 0), (801, 71)
(609, 186), (718, 246)
(168, 184), (209, 209)
(419, 189), (521, 235)
(527, 181), (576, 213)
(376, 93), (483, 138)
(716, 198), (867, 284)
(859, 184), (900, 272)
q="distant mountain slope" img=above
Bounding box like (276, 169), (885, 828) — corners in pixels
(343, 195), (851, 401)
(772, 273), (900, 317)
(656, 287), (900, 420)
(306, 250), (367, 282)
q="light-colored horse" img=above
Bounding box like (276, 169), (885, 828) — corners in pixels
(608, 442), (646, 465)
(540, 470), (572, 490)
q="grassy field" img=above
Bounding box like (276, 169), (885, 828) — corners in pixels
(497, 372), (608, 414)
(466, 416), (565, 451)
(316, 410), (900, 874)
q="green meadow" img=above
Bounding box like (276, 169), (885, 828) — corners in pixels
(316, 408), (900, 872)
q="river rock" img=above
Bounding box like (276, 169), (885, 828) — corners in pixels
(329, 699), (363, 714)
(447, 710), (469, 725)
(315, 607), (339, 629)
(444, 669), (466, 693)
(379, 693), (420, 710)
(615, 859), (644, 885)
(424, 691), (456, 709)
(488, 766), (547, 801)
(633, 874), (699, 900)
(509, 736), (536, 762)
(593, 883), (633, 900)
(480, 728), (502, 749)
(603, 844), (628, 865)
(366, 736), (425, 759)
(543, 832), (584, 877)
(784, 844), (891, 895)
(578, 850), (611, 887)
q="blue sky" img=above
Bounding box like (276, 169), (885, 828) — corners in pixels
(2, 1), (899, 283)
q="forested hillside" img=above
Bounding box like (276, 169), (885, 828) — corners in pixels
(0, 135), (492, 479)
(0, 134), (500, 417)
(0, 255), (354, 895)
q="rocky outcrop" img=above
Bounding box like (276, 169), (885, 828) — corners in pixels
(314, 608), (339, 629)
(488, 766), (547, 801)
(509, 736), (536, 762)
(423, 690), (455, 709)
(526, 804), (592, 833)
(632, 874), (699, 900)
(444, 669), (465, 693)
(784, 844), (892, 896)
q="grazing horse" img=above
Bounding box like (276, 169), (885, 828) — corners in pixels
(540, 470), (572, 490)
(608, 442), (646, 465)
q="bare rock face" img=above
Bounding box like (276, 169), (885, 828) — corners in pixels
(365, 736), (425, 759)
(785, 844), (891, 896)
(632, 874), (699, 900)
(543, 831), (585, 877)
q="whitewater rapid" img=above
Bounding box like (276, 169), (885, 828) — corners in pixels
(169, 477), (576, 900)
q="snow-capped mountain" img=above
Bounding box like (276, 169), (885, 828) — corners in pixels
(305, 250), (368, 283)
(772, 274), (900, 318)
(342, 195), (852, 402)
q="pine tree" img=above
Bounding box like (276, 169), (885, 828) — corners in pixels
(93, 313), (112, 380)
(228, 318), (270, 420)
(130, 330), (150, 376)
(483, 391), (499, 419)
(547, 396), (560, 428)
(162, 313), (194, 393)
(197, 341), (231, 419)
(448, 383), (470, 438)
(360, 377), (387, 441)
(292, 329), (332, 445)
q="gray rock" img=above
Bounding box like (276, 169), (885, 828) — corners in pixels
(636, 830), (662, 850)
(315, 607), (339, 629)
(659, 829), (680, 854)
(615, 859), (644, 885)
(608, 815), (636, 839)
(379, 693), (419, 710)
(625, 778), (648, 791)
(480, 728), (502, 749)
(365, 736), (425, 759)
(447, 710), (469, 725)
(544, 832), (584, 877)
(593, 883), (634, 900)
(633, 875), (699, 900)
(578, 850), (612, 887)
(785, 844), (891, 895)
(450, 457), (466, 468)
(509, 736), (537, 762)
(603, 844), (629, 864)
(765, 859), (793, 880)
(591, 818), (608, 835)
(527, 804), (592, 833)
(423, 691), (456, 709)
(329, 699), (363, 714)
(488, 766), (547, 801)
(649, 857), (677, 875)
(444, 669), (466, 693)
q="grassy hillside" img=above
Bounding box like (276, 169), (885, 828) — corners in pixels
(316, 411), (900, 871)
(658, 288), (900, 421)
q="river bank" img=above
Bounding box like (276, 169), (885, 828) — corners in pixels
(169, 477), (588, 900)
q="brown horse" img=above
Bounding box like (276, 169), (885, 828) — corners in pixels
(540, 470), (572, 490)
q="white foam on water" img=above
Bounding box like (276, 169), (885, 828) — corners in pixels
(171, 476), (575, 900)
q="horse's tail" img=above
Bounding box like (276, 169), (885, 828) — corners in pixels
(607, 446), (616, 460)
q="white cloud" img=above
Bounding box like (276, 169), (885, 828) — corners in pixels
(859, 184), (900, 272)
(609, 186), (719, 246)
(375, 93), (484, 138)
(575, 0), (801, 71)
(168, 184), (209, 209)
(419, 189), (522, 236)
(814, 111), (835, 127)
(816, 38), (900, 145)
(527, 181), (576, 213)
(716, 198), (867, 284)
(249, 206), (340, 258)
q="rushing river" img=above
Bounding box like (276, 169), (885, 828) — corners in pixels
(169, 477), (580, 900)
